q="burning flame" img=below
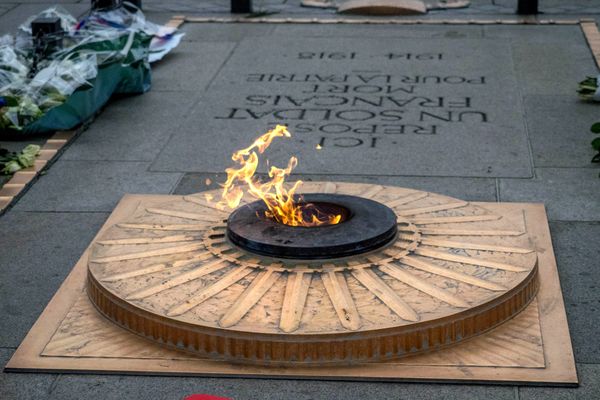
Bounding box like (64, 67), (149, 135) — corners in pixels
(218, 125), (342, 227)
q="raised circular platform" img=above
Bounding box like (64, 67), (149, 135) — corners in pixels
(87, 182), (538, 365)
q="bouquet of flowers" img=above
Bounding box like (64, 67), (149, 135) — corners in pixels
(0, 144), (40, 174)
(0, 5), (183, 133)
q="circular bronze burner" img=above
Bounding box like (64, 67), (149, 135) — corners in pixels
(226, 193), (398, 259)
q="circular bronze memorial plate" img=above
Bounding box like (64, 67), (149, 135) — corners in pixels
(87, 182), (538, 365)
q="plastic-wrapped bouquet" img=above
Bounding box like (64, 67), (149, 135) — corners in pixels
(0, 44), (98, 130)
(0, 4), (183, 134)
(74, 3), (184, 63)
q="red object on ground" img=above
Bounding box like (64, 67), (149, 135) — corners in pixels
(184, 395), (232, 400)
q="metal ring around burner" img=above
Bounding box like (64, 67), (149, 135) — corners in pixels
(226, 193), (398, 259)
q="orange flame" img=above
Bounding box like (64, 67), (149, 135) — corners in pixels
(218, 125), (341, 227)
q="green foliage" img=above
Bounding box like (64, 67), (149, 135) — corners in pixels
(0, 144), (40, 174)
(578, 76), (599, 101)
(592, 123), (600, 176)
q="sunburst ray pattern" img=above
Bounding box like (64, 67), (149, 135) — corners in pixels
(87, 182), (538, 364)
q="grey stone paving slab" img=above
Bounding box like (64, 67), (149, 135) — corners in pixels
(60, 92), (198, 161)
(0, 4), (17, 17)
(48, 374), (516, 400)
(181, 23), (275, 42)
(13, 160), (181, 212)
(151, 40), (236, 92)
(512, 42), (596, 96)
(524, 96), (599, 168)
(499, 168), (600, 221)
(483, 25), (586, 43)
(272, 24), (484, 38)
(0, 3), (90, 35)
(550, 222), (600, 303)
(1, 349), (57, 400)
(0, 211), (108, 347)
(175, 172), (498, 201)
(550, 221), (600, 364)
(152, 36), (532, 178)
(520, 363), (598, 400)
(140, 12), (176, 25)
(563, 301), (600, 365)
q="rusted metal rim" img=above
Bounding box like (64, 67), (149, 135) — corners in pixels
(87, 264), (538, 366)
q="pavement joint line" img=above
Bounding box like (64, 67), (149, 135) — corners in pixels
(47, 374), (61, 397)
(170, 172), (186, 195)
(495, 178), (501, 202)
(508, 35), (536, 181)
(156, 170), (536, 179)
(580, 20), (600, 69)
(181, 15), (588, 25)
(18, 210), (111, 214)
(549, 220), (600, 223)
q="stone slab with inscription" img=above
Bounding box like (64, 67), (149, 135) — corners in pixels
(152, 37), (532, 178)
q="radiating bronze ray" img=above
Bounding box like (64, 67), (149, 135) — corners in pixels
(360, 185), (384, 199)
(146, 208), (222, 222)
(414, 248), (528, 272)
(400, 256), (506, 291)
(183, 196), (231, 211)
(101, 251), (213, 282)
(118, 223), (208, 231)
(97, 235), (199, 246)
(410, 215), (500, 225)
(352, 268), (419, 322)
(321, 270), (361, 330)
(386, 192), (428, 208)
(125, 256), (240, 300)
(377, 263), (469, 307)
(320, 182), (337, 193)
(280, 271), (312, 333)
(420, 238), (534, 254)
(420, 228), (525, 236)
(91, 243), (206, 264)
(395, 201), (468, 216)
(220, 270), (281, 328)
(167, 267), (253, 316)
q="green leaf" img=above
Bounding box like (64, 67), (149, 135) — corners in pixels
(592, 137), (600, 151)
(2, 160), (22, 174)
(591, 122), (600, 134)
(21, 144), (40, 157)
